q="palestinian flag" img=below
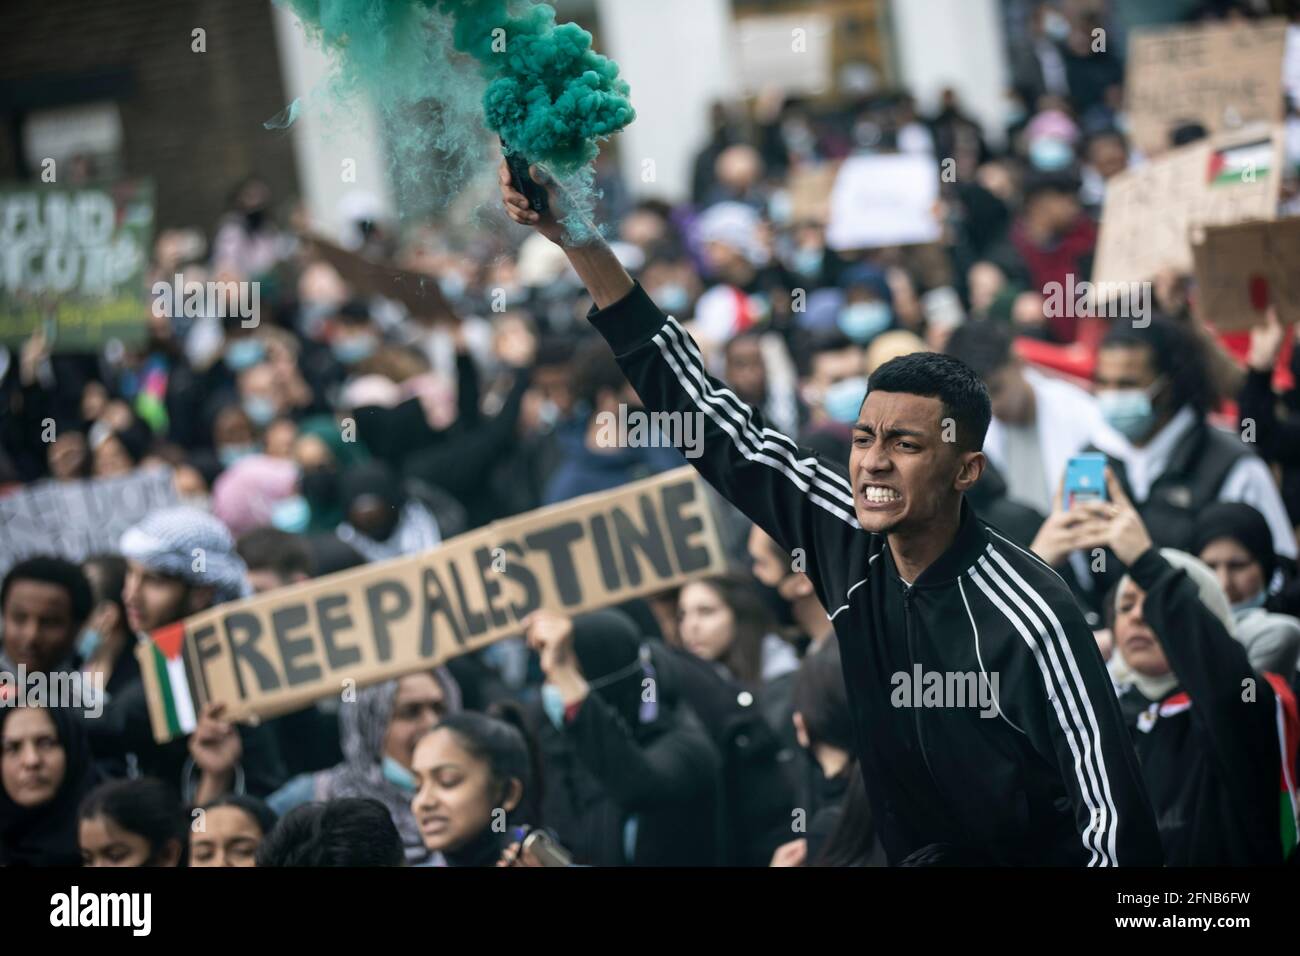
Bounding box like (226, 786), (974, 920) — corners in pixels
(138, 622), (198, 741)
(1264, 673), (1299, 859)
(1206, 138), (1273, 186)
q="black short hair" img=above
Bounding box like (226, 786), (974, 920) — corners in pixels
(236, 528), (314, 580)
(2, 556), (95, 628)
(1022, 169), (1081, 204)
(867, 351), (991, 452)
(944, 320), (1016, 381)
(255, 798), (404, 867)
(534, 335), (577, 369)
(572, 339), (630, 412)
(79, 777), (188, 864)
(1099, 315), (1214, 415)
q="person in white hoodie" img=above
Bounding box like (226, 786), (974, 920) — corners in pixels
(945, 320), (1101, 517)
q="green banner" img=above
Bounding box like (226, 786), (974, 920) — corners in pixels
(0, 180), (153, 352)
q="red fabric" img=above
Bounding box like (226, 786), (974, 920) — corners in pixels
(1009, 214), (1099, 343)
(563, 699), (583, 724)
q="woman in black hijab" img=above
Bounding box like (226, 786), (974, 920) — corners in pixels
(0, 705), (100, 866)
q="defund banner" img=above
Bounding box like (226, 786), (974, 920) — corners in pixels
(0, 180), (154, 351)
(138, 467), (727, 741)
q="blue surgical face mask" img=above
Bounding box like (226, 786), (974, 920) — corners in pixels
(540, 683), (567, 730)
(792, 247), (823, 278)
(654, 284), (690, 314)
(219, 443), (258, 468)
(332, 333), (377, 365)
(381, 755), (418, 793)
(1230, 591), (1268, 614)
(1029, 137), (1075, 171)
(271, 495), (310, 533)
(824, 376), (869, 425)
(78, 628), (103, 661)
(438, 273), (467, 300)
(225, 338), (266, 371)
(243, 396), (277, 428)
(837, 301), (892, 343)
(1098, 381), (1162, 442)
(1043, 10), (1071, 42)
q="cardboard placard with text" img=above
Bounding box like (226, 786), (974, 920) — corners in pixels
(137, 467), (727, 741)
(1192, 218), (1300, 331)
(1125, 18), (1287, 159)
(1092, 124), (1282, 289)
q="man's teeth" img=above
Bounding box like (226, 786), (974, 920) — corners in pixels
(864, 487), (901, 502)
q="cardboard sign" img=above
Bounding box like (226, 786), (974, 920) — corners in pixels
(1092, 125), (1282, 288)
(1192, 217), (1300, 331)
(825, 153), (941, 251)
(1125, 18), (1287, 158)
(786, 163), (841, 225)
(0, 467), (178, 578)
(0, 181), (154, 351)
(305, 234), (456, 322)
(138, 467), (727, 741)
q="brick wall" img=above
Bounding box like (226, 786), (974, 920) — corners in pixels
(0, 0), (300, 234)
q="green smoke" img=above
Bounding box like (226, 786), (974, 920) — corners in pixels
(275, 0), (634, 220)
(434, 0), (635, 171)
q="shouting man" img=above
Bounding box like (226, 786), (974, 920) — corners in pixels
(499, 163), (1161, 865)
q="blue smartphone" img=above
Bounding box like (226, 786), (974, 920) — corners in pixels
(1064, 453), (1107, 509)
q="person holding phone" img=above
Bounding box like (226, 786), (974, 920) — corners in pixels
(1082, 317), (1296, 611)
(499, 162), (1161, 866)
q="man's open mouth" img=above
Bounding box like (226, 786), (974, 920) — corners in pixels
(860, 484), (902, 504)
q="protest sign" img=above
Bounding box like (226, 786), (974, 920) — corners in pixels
(786, 163), (841, 225)
(825, 153), (941, 251)
(1192, 217), (1300, 331)
(305, 234), (456, 322)
(0, 180), (153, 351)
(0, 467), (178, 578)
(1125, 18), (1287, 158)
(138, 467), (728, 741)
(1091, 124), (1282, 288)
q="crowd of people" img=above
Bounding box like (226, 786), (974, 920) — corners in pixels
(3, 0), (1300, 867)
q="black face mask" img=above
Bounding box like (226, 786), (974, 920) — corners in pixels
(757, 578), (798, 630)
(301, 467), (339, 506)
(245, 207), (268, 231)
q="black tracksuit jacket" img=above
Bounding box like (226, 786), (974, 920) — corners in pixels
(1117, 549), (1285, 865)
(589, 283), (1163, 865)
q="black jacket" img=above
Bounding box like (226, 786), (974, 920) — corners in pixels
(533, 691), (721, 866)
(589, 283), (1163, 866)
(1117, 549), (1285, 866)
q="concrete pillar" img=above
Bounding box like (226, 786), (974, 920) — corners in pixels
(594, 0), (741, 203)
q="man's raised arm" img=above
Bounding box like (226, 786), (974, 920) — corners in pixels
(498, 161), (861, 578)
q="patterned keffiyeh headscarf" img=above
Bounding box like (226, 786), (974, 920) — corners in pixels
(119, 506), (252, 604)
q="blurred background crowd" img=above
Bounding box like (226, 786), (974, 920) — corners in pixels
(2, 0), (1300, 867)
